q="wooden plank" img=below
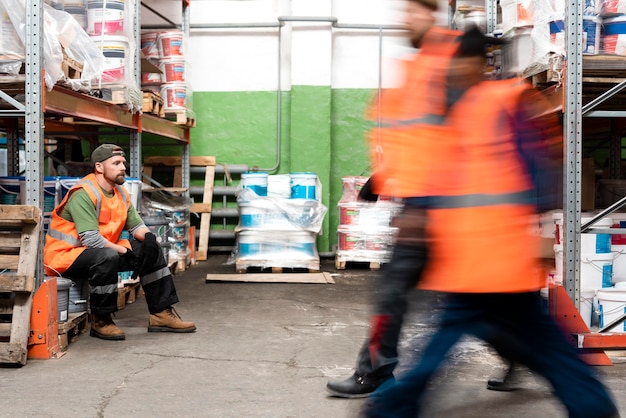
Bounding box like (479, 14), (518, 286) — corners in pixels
(0, 255), (21, 271)
(0, 234), (25, 247)
(190, 203), (212, 213)
(0, 205), (40, 223)
(205, 272), (335, 284)
(0, 323), (10, 337)
(5, 292), (32, 365)
(196, 165), (215, 261)
(0, 274), (35, 293)
(0, 343), (28, 365)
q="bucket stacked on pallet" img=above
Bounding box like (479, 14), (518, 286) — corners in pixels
(335, 176), (401, 267)
(551, 211), (621, 329)
(234, 172), (327, 271)
(140, 30), (191, 116)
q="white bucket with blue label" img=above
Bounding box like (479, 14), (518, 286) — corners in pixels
(238, 231), (262, 258)
(123, 177), (141, 210)
(290, 172), (317, 200)
(583, 15), (601, 54)
(241, 172), (268, 197)
(598, 287), (626, 331)
(581, 252), (614, 289)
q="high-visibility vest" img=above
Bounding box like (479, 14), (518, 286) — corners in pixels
(367, 26), (461, 198)
(43, 173), (131, 275)
(417, 78), (550, 293)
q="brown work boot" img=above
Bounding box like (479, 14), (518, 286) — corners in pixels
(90, 313), (125, 341)
(148, 307), (196, 333)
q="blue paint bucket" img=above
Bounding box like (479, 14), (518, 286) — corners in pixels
(241, 172), (268, 197)
(290, 172), (317, 200)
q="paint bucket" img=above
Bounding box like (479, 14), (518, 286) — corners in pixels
(158, 31), (183, 58)
(290, 172), (317, 200)
(160, 83), (186, 111)
(143, 216), (170, 244)
(337, 227), (363, 252)
(241, 172), (268, 197)
(141, 31), (161, 59)
(552, 212), (612, 253)
(339, 204), (361, 226)
(63, 2), (88, 30)
(604, 0), (626, 14)
(340, 176), (369, 202)
(597, 288), (626, 331)
(581, 252), (614, 289)
(549, 20), (564, 51)
(91, 35), (128, 84)
(141, 70), (162, 84)
(122, 177), (141, 209)
(68, 279), (89, 313)
(583, 15), (601, 54)
(159, 58), (186, 83)
(267, 174), (292, 198)
(0, 176), (21, 204)
(86, 0), (125, 35)
(46, 277), (72, 323)
(56, 176), (81, 205)
(238, 231), (261, 257)
(603, 15), (626, 55)
(170, 223), (188, 240)
(289, 231), (317, 258)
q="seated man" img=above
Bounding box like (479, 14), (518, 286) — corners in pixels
(44, 144), (195, 341)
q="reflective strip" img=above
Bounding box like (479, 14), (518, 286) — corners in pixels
(79, 180), (102, 216)
(115, 185), (128, 206)
(141, 266), (170, 286)
(47, 228), (82, 246)
(405, 190), (533, 209)
(91, 283), (118, 295)
(376, 114), (447, 128)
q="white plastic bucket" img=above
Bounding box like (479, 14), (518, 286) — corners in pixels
(583, 15), (601, 55)
(158, 31), (183, 58)
(552, 212), (612, 253)
(68, 279), (89, 313)
(603, 16), (626, 55)
(143, 216), (170, 244)
(237, 231), (262, 258)
(581, 252), (614, 289)
(91, 35), (128, 84)
(159, 58), (186, 83)
(612, 244), (626, 284)
(290, 172), (317, 200)
(267, 174), (292, 199)
(141, 31), (161, 59)
(598, 288), (626, 331)
(160, 83), (186, 111)
(63, 3), (88, 29)
(86, 0), (125, 36)
(241, 172), (268, 197)
(122, 177), (141, 209)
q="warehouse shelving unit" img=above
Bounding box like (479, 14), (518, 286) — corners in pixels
(4, 0), (193, 286)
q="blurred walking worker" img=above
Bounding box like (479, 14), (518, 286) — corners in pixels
(325, 0), (462, 398)
(360, 27), (619, 418)
(44, 144), (196, 341)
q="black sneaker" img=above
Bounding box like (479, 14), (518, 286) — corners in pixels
(486, 367), (521, 392)
(326, 372), (393, 398)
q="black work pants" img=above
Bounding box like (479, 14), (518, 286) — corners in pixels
(63, 239), (179, 316)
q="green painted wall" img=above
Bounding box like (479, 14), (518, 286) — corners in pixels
(186, 86), (374, 253)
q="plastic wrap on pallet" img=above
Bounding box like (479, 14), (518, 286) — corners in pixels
(236, 187), (327, 233)
(338, 201), (403, 228)
(141, 190), (192, 214)
(336, 226), (398, 263)
(228, 230), (319, 268)
(1, 0), (104, 90)
(340, 176), (369, 203)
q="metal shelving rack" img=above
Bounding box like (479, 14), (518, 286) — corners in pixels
(12, 0), (192, 285)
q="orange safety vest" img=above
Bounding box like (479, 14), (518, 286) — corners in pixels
(417, 78), (547, 293)
(368, 26), (462, 198)
(43, 173), (131, 276)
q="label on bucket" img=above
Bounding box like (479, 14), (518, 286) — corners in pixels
(87, 0), (125, 35)
(603, 264), (614, 288)
(161, 83), (186, 110)
(160, 59), (185, 83)
(290, 173), (317, 200)
(159, 32), (184, 58)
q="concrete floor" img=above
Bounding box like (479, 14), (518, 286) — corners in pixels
(2, 253), (626, 418)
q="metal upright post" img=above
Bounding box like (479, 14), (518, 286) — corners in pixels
(130, 0), (142, 180)
(25, 0), (44, 284)
(563, 0), (583, 309)
(181, 0), (190, 196)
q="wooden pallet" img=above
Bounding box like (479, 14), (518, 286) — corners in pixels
(235, 259), (321, 273)
(142, 91), (164, 117)
(0, 205), (41, 366)
(334, 258), (382, 270)
(142, 156), (216, 261)
(57, 311), (88, 353)
(164, 110), (196, 127)
(117, 282), (143, 310)
(62, 49), (83, 80)
(206, 271), (334, 284)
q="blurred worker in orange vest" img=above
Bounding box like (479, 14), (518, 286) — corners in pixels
(325, 0), (462, 398)
(360, 27), (618, 418)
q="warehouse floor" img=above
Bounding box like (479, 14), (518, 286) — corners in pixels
(2, 253), (626, 418)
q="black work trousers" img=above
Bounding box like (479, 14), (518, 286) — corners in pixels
(63, 239), (179, 316)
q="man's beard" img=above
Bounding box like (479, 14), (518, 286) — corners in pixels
(114, 174), (126, 185)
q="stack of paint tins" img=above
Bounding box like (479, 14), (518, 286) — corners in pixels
(235, 172), (325, 270)
(140, 30), (190, 113)
(336, 176), (401, 264)
(87, 0), (129, 85)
